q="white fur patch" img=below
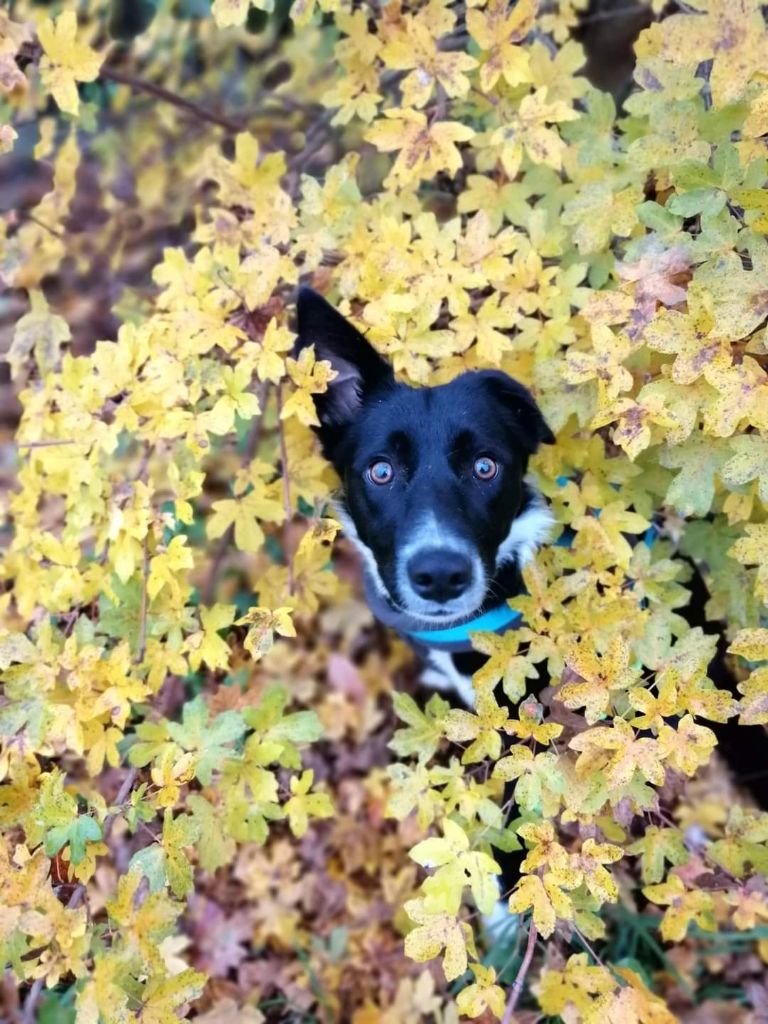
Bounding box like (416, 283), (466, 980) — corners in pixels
(333, 501), (391, 602)
(421, 650), (476, 707)
(395, 512), (487, 622)
(495, 492), (554, 570)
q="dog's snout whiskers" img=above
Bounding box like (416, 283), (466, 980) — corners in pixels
(407, 547), (474, 603)
(394, 514), (487, 622)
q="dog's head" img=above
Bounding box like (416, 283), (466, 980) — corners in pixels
(296, 287), (555, 624)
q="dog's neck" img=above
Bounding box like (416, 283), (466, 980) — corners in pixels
(362, 576), (523, 654)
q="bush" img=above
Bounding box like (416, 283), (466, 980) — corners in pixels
(1, 0), (767, 1020)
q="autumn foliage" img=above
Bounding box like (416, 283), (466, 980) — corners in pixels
(1, 0), (768, 1020)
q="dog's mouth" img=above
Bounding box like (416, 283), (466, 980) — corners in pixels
(391, 599), (470, 623)
(391, 564), (489, 626)
(390, 596), (485, 627)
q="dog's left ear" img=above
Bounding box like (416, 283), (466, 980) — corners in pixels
(295, 287), (394, 433)
(476, 370), (555, 453)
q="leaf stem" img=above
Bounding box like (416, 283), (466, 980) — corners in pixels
(136, 534), (149, 665)
(276, 382), (295, 595)
(203, 380), (270, 603)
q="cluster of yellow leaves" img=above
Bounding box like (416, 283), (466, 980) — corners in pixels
(1, 0), (768, 1020)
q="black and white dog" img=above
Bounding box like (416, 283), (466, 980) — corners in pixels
(295, 286), (555, 936)
(296, 286), (555, 706)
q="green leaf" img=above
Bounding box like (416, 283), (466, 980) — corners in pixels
(627, 826), (688, 883)
(128, 721), (172, 768)
(388, 692), (448, 763)
(661, 436), (730, 518)
(44, 815), (102, 865)
(99, 577), (144, 652)
(636, 201), (683, 238)
(667, 188), (726, 218)
(167, 695), (245, 783)
(187, 794), (235, 873)
(0, 632), (36, 669)
(129, 844), (166, 893)
(6, 291), (70, 380)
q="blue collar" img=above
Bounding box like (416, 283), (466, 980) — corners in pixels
(362, 569), (523, 654)
(405, 603), (522, 651)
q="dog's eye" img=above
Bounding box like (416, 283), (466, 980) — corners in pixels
(473, 456), (498, 481)
(368, 460), (394, 485)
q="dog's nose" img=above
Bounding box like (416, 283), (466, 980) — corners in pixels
(407, 548), (473, 603)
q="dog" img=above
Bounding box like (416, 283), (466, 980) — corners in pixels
(295, 286), (555, 704)
(295, 286), (556, 939)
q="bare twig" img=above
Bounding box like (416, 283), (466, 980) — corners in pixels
(203, 380), (270, 603)
(137, 819), (160, 844)
(502, 917), (537, 1024)
(104, 767), (140, 841)
(430, 83), (448, 124)
(275, 382), (295, 595)
(135, 534), (149, 665)
(100, 65), (247, 134)
(286, 109), (337, 194)
(17, 439), (77, 449)
(571, 923), (608, 970)
(21, 979), (44, 1024)
(24, 213), (65, 240)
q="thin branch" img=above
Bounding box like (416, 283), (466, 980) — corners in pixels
(104, 767), (140, 842)
(275, 382), (295, 595)
(100, 65), (246, 135)
(135, 534), (149, 665)
(203, 380), (270, 604)
(17, 439), (77, 449)
(430, 83), (448, 124)
(571, 923), (609, 971)
(502, 917), (537, 1024)
(286, 109), (337, 194)
(24, 213), (65, 240)
(21, 980), (43, 1024)
(137, 819), (160, 844)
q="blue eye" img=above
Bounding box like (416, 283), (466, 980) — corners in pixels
(473, 456), (498, 481)
(368, 460), (394, 485)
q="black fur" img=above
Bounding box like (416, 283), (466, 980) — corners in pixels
(296, 286), (557, 915)
(296, 286), (554, 618)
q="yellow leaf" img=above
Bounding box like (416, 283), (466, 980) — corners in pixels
(508, 873), (573, 938)
(38, 11), (102, 116)
(404, 899), (473, 982)
(365, 109), (474, 188)
(456, 964), (506, 1019)
(207, 484), (284, 552)
(467, 0), (536, 91)
(284, 769), (334, 837)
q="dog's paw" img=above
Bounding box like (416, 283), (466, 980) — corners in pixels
(421, 651), (476, 706)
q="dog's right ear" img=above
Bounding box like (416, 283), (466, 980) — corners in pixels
(295, 286), (394, 433)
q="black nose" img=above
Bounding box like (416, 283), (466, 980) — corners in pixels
(407, 548), (473, 602)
